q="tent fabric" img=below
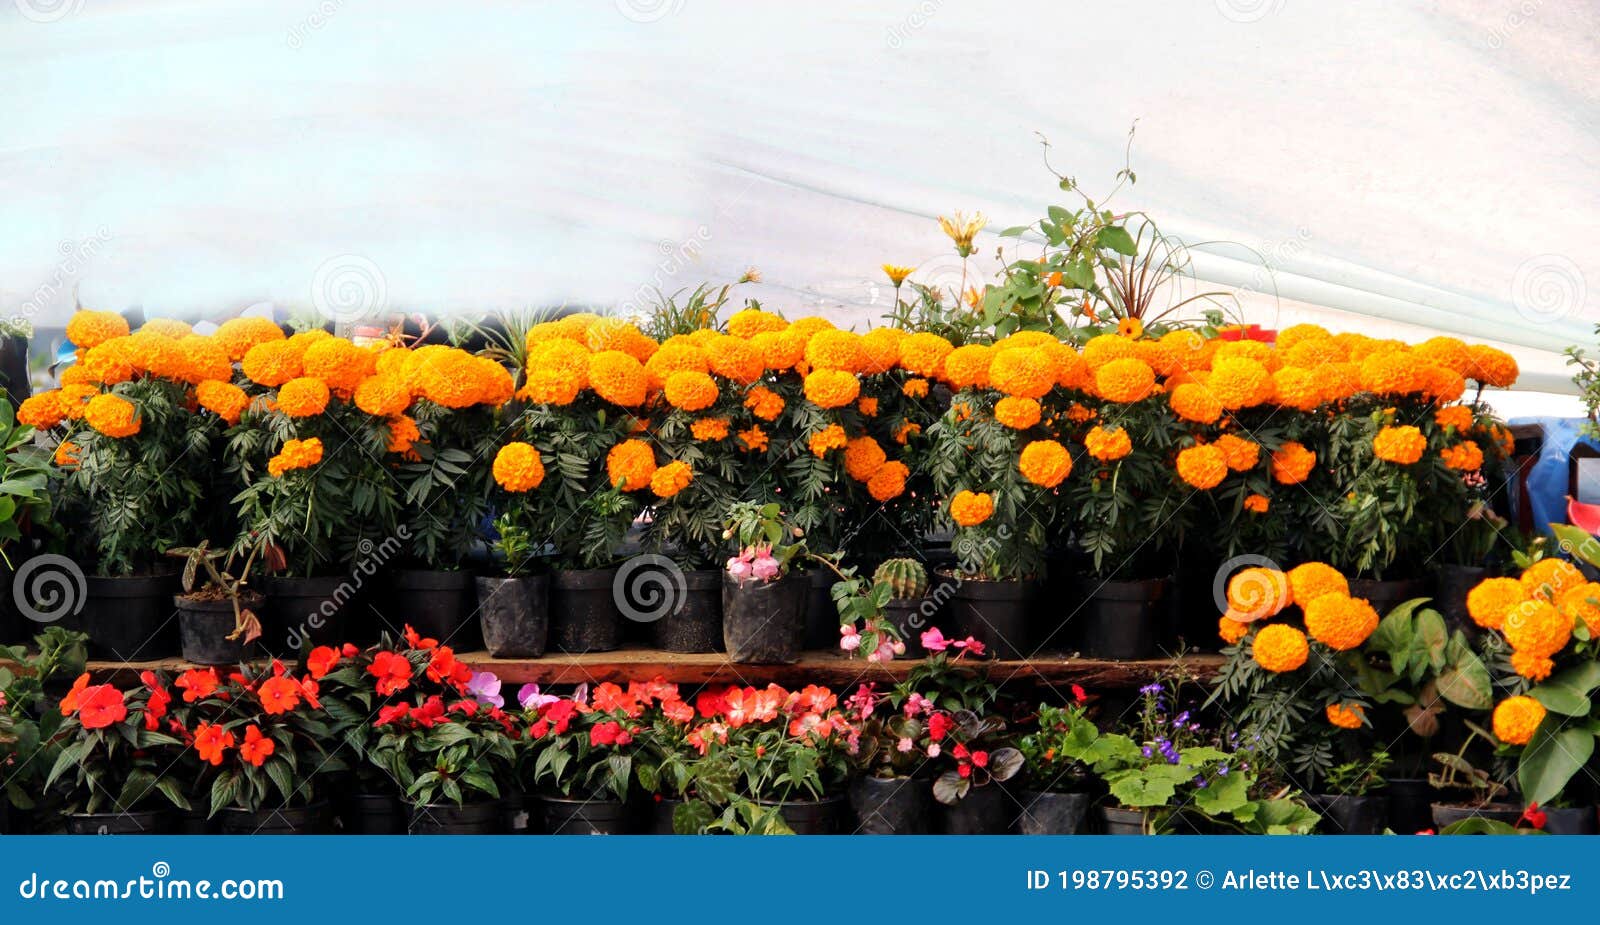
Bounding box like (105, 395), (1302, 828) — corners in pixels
(2, 1), (1596, 392)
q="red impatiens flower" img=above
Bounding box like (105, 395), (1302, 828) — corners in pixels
(1519, 803), (1548, 830)
(194, 722), (236, 765)
(305, 645), (339, 680)
(375, 703), (411, 727)
(298, 676), (322, 710)
(412, 696), (446, 728)
(257, 676), (303, 715)
(540, 699), (579, 735)
(58, 673), (90, 716)
(368, 651), (413, 696)
(695, 689), (728, 719)
(77, 684), (128, 730)
(403, 624), (438, 650)
(175, 668), (221, 703)
(141, 671), (172, 731)
(661, 699), (695, 724)
(592, 682), (642, 717)
(425, 646), (472, 687)
(239, 725), (275, 767)
(589, 721), (635, 747)
(1071, 684), (1088, 705)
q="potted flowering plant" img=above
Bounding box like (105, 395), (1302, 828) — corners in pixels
(166, 541), (266, 666)
(845, 681), (940, 834)
(0, 399), (51, 645)
(1308, 751), (1392, 835)
(45, 669), (191, 833)
(1, 626), (87, 831)
(720, 501), (810, 663)
(524, 681), (642, 835)
(474, 509), (549, 658)
(1015, 696), (1096, 834)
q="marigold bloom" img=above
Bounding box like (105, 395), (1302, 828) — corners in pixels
(949, 490), (994, 527)
(1243, 493), (1270, 513)
(1218, 615), (1250, 645)
(54, 440), (81, 467)
(277, 376), (331, 417)
(859, 327), (905, 374)
(1270, 441), (1316, 484)
(650, 460), (694, 498)
(1213, 433), (1260, 472)
(664, 370), (719, 412)
(704, 335), (764, 384)
(493, 442), (546, 492)
(737, 426), (769, 453)
(267, 437), (324, 477)
(803, 369), (861, 409)
(994, 395), (1041, 430)
(1435, 405), (1474, 432)
(808, 423), (848, 458)
(1084, 425), (1133, 462)
(84, 393), (141, 438)
(1372, 425), (1426, 464)
(1511, 650), (1554, 681)
(1093, 357), (1155, 403)
(867, 460), (909, 501)
(1303, 594), (1379, 650)
(843, 436), (887, 482)
(242, 340), (302, 387)
(1019, 439), (1072, 488)
(588, 350), (650, 407)
(1286, 562), (1349, 608)
(1251, 623), (1309, 673)
(607, 439), (657, 491)
(17, 392), (66, 430)
(902, 377), (931, 399)
(67, 310), (131, 349)
(176, 336), (233, 384)
(196, 380), (250, 425)
(302, 336), (377, 395)
(1439, 441), (1484, 472)
(1358, 353), (1422, 395)
(1503, 600), (1571, 658)
(1271, 366), (1322, 411)
(1176, 444), (1227, 489)
(1168, 382), (1222, 424)
(691, 417), (730, 441)
(1325, 702), (1364, 730)
(386, 415), (421, 454)
(942, 344), (994, 390)
(893, 420), (921, 444)
(744, 385), (785, 421)
(726, 308), (789, 339)
(1227, 567), (1290, 620)
(1520, 558), (1583, 603)
(1492, 695), (1546, 746)
(1463, 576), (1522, 630)
(805, 329), (867, 373)
(214, 317), (285, 360)
(1206, 357), (1272, 409)
(990, 347), (1056, 399)
(354, 372), (411, 417)
(1557, 582), (1600, 636)
(898, 333), (954, 378)
(1466, 344), (1518, 388)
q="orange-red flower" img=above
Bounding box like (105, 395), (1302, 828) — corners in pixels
(194, 722), (237, 766)
(239, 724), (276, 767)
(368, 650), (413, 696)
(257, 675), (303, 714)
(76, 683), (128, 729)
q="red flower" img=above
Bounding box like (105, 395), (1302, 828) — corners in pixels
(194, 722), (236, 765)
(375, 703), (411, 727)
(927, 711), (954, 742)
(412, 696), (446, 728)
(661, 699), (695, 724)
(589, 720), (631, 746)
(175, 668), (220, 703)
(971, 750), (990, 768)
(957, 763), (972, 779)
(527, 719), (551, 739)
(541, 699), (579, 735)
(257, 676), (302, 715)
(77, 684), (128, 730)
(141, 671), (172, 731)
(426, 646), (472, 688)
(298, 676), (322, 710)
(341, 643), (360, 658)
(592, 682), (642, 717)
(403, 624), (438, 650)
(368, 651), (413, 696)
(1520, 803), (1548, 830)
(305, 646), (339, 679)
(696, 689), (728, 719)
(1071, 684), (1088, 705)
(239, 725), (275, 767)
(59, 673), (90, 716)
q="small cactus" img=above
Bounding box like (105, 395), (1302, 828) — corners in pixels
(873, 558), (929, 600)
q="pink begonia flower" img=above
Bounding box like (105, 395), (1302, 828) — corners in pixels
(896, 737), (914, 753)
(903, 692), (932, 717)
(927, 743), (941, 758)
(920, 627), (950, 652)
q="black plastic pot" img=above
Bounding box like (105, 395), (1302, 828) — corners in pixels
(941, 786), (1018, 834)
(947, 576), (1039, 660)
(1016, 790), (1091, 834)
(1071, 577), (1168, 660)
(340, 793), (407, 834)
(757, 795), (846, 834)
(849, 776), (934, 834)
(75, 573), (180, 660)
(650, 569), (723, 653)
(1541, 806), (1598, 834)
(501, 792), (537, 834)
(1309, 793), (1390, 834)
(803, 570), (837, 649)
(722, 571), (808, 664)
(1429, 801), (1523, 830)
(216, 802), (330, 835)
(392, 569), (477, 648)
(1433, 565), (1488, 635)
(65, 809), (171, 835)
(884, 599), (939, 658)
(1384, 777), (1435, 834)
(1100, 805), (1149, 835)
(407, 800), (501, 835)
(649, 798), (690, 834)
(1348, 577), (1430, 620)
(0, 333), (30, 410)
(550, 568), (622, 654)
(539, 795), (631, 835)
(176, 593), (263, 665)
(477, 575), (549, 657)
(260, 575), (360, 654)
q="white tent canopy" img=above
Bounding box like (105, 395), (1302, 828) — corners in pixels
(2, 0), (1596, 404)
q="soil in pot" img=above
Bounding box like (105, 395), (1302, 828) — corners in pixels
(850, 777), (934, 834)
(756, 795), (847, 834)
(1540, 806), (1598, 834)
(1308, 793), (1390, 834)
(1348, 577), (1430, 619)
(1429, 801), (1524, 830)
(539, 795), (631, 835)
(217, 802), (330, 835)
(407, 800), (502, 835)
(477, 575), (549, 658)
(1070, 577), (1169, 660)
(65, 809), (172, 835)
(73, 572), (180, 660)
(176, 591), (264, 665)
(1433, 565), (1488, 635)
(389, 569), (478, 649)
(649, 569), (723, 653)
(1383, 777), (1435, 834)
(941, 786), (1019, 834)
(1016, 790), (1091, 835)
(259, 575), (362, 654)
(947, 575), (1039, 661)
(723, 571), (808, 664)
(550, 568), (622, 654)
(340, 793), (408, 834)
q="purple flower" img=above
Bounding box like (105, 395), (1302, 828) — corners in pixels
(465, 671), (504, 709)
(517, 682), (559, 711)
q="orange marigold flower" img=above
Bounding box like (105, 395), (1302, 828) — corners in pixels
(726, 308), (789, 339)
(1466, 576), (1524, 630)
(1093, 357), (1155, 403)
(1281, 337), (1346, 369)
(1047, 343), (1090, 390)
(1176, 444), (1228, 490)
(744, 385), (784, 421)
(843, 436), (888, 482)
(898, 333), (954, 378)
(650, 460), (694, 498)
(1213, 433), (1260, 472)
(691, 417), (730, 441)
(176, 336), (233, 384)
(1019, 439), (1072, 488)
(353, 372), (411, 417)
(949, 490), (994, 527)
(1511, 650), (1554, 682)
(1303, 594), (1379, 650)
(1434, 405), (1474, 432)
(304, 336), (377, 395)
(606, 439), (657, 491)
(1227, 567), (1290, 621)
(1492, 695), (1545, 745)
(1218, 615), (1250, 645)
(902, 377), (930, 399)
(1503, 599), (1572, 658)
(277, 377), (331, 418)
(664, 370), (719, 412)
(588, 350), (649, 407)
(1557, 582), (1600, 636)
(737, 425), (769, 453)
(54, 440), (80, 467)
(1168, 382), (1222, 424)
(1082, 334), (1139, 369)
(1084, 425), (1132, 462)
(867, 460), (909, 501)
(196, 380), (250, 425)
(994, 395), (1041, 430)
(386, 415), (421, 454)
(1243, 493), (1270, 513)
(67, 310), (131, 349)
(58, 383), (98, 420)
(704, 335), (763, 384)
(1439, 441), (1484, 472)
(1370, 422), (1427, 465)
(1286, 562), (1349, 608)
(751, 329), (807, 371)
(17, 392), (66, 429)
(125, 331), (184, 380)
(803, 369), (861, 409)
(1519, 558), (1583, 603)
(989, 347), (1056, 399)
(520, 368), (581, 406)
(84, 393), (140, 438)
(1466, 344), (1518, 388)
(1325, 702), (1364, 730)
(1270, 441), (1317, 485)
(1271, 366), (1322, 412)
(1421, 364), (1466, 404)
(645, 341), (708, 386)
(805, 329), (867, 374)
(893, 420), (921, 444)
(268, 437), (324, 477)
(1206, 357), (1271, 409)
(242, 340), (302, 387)
(809, 423), (848, 458)
(492, 442), (546, 492)
(857, 397), (879, 417)
(1358, 352), (1422, 396)
(1252, 624), (1309, 672)
(941, 344), (994, 390)
(79, 338), (135, 385)
(860, 327), (906, 374)
(213, 317), (285, 361)
(1275, 323), (1333, 352)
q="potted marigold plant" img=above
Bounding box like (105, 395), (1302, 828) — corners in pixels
(475, 507), (549, 659)
(45, 669), (191, 833)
